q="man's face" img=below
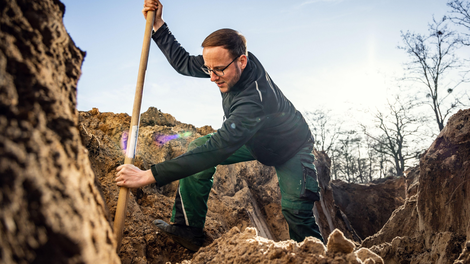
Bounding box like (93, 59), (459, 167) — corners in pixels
(202, 46), (247, 93)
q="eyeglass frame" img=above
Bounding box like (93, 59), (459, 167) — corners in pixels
(201, 56), (240, 77)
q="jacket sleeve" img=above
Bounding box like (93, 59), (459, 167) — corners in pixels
(152, 23), (208, 78)
(150, 86), (265, 186)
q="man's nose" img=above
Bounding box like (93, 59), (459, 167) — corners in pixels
(210, 71), (219, 81)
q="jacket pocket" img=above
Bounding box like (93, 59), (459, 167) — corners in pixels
(300, 162), (320, 202)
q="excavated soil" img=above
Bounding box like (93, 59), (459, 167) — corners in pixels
(331, 176), (406, 240)
(362, 109), (470, 264)
(1, 0), (470, 263)
(78, 107), (368, 263)
(0, 0), (118, 263)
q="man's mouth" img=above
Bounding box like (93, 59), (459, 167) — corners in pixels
(216, 82), (224, 88)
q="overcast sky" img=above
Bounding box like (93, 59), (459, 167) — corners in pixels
(62, 0), (457, 129)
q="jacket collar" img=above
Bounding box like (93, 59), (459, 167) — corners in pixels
(229, 53), (257, 93)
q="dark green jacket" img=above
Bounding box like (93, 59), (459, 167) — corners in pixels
(150, 23), (312, 186)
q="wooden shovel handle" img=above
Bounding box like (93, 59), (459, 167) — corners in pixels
(114, 10), (155, 252)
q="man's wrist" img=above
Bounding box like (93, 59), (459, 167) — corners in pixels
(154, 20), (165, 32)
(145, 169), (156, 185)
(150, 165), (161, 186)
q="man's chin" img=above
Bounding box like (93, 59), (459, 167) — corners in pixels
(218, 86), (230, 93)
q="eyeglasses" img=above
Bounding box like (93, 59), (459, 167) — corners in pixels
(201, 56), (239, 77)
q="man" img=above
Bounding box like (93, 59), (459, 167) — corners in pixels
(115, 0), (324, 251)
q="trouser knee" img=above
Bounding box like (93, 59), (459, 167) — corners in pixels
(282, 207), (324, 243)
(188, 134), (212, 151)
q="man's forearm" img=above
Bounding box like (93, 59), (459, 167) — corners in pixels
(154, 18), (165, 32)
(151, 23), (207, 78)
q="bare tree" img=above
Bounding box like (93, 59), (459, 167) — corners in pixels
(306, 110), (388, 182)
(305, 109), (343, 155)
(363, 96), (423, 176)
(305, 109), (346, 181)
(334, 130), (363, 183)
(447, 0), (470, 45)
(373, 141), (394, 178)
(399, 16), (467, 131)
(330, 147), (341, 181)
(363, 134), (382, 181)
(305, 109), (376, 183)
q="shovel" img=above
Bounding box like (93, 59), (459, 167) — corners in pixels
(114, 10), (155, 252)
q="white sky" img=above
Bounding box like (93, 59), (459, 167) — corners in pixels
(62, 0), (453, 129)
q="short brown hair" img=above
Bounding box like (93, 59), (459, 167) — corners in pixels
(201, 29), (247, 59)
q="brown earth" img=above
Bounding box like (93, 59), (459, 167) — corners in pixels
(362, 109), (470, 264)
(180, 228), (384, 264)
(1, 0), (470, 263)
(331, 176), (406, 240)
(78, 106), (369, 263)
(0, 0), (119, 263)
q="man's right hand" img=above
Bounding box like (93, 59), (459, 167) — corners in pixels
(143, 0), (164, 32)
(115, 164), (156, 188)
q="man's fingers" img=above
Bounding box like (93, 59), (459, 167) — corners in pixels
(142, 7), (154, 17)
(115, 172), (121, 182)
(142, 3), (155, 18)
(115, 175), (127, 187)
(118, 164), (134, 170)
(115, 164), (126, 182)
(143, 0), (158, 9)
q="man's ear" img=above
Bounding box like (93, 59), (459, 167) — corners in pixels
(239, 55), (248, 70)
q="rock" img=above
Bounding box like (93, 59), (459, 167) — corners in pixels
(0, 0), (119, 263)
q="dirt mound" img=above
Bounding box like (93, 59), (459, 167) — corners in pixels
(79, 107), (364, 263)
(0, 0), (118, 263)
(362, 109), (470, 264)
(181, 228), (383, 264)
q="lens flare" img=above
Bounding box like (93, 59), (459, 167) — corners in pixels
(154, 131), (193, 146)
(120, 130), (128, 155)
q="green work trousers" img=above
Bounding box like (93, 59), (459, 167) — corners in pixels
(171, 133), (324, 243)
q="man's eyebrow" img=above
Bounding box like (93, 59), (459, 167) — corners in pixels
(203, 65), (224, 70)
